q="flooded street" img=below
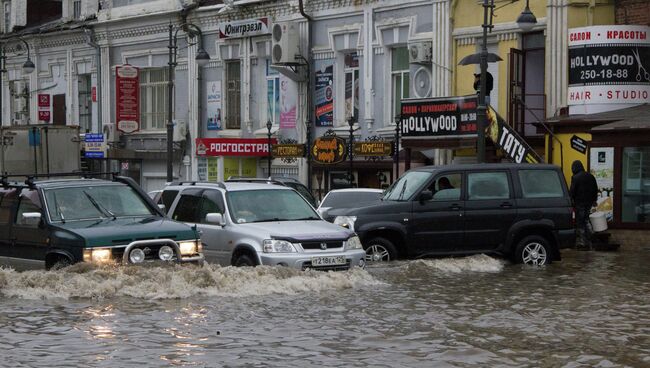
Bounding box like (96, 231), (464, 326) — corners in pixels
(1, 249), (649, 367)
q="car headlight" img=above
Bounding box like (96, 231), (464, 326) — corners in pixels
(83, 248), (112, 264)
(263, 239), (297, 253)
(334, 216), (357, 231)
(178, 240), (200, 256)
(345, 236), (363, 250)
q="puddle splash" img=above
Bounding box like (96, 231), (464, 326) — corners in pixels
(0, 263), (381, 300)
(402, 254), (505, 274)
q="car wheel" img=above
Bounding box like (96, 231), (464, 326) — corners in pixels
(234, 254), (256, 267)
(47, 256), (72, 271)
(515, 235), (552, 266)
(364, 237), (397, 263)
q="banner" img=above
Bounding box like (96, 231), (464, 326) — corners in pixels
(590, 147), (614, 221)
(196, 138), (278, 157)
(280, 74), (297, 129)
(206, 81), (222, 130)
(116, 65), (140, 133)
(38, 94), (50, 123)
(400, 95), (478, 137)
(568, 25), (650, 108)
(486, 106), (542, 164)
(315, 60), (334, 127)
(219, 17), (270, 39)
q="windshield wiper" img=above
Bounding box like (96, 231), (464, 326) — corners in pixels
(398, 179), (408, 201)
(52, 192), (65, 223)
(83, 190), (117, 220)
(293, 216), (320, 221)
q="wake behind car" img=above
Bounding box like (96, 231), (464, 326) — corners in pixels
(331, 163), (575, 266)
(160, 181), (366, 271)
(0, 173), (203, 270)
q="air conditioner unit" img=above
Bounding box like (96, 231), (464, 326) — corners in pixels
(409, 41), (432, 64)
(271, 21), (300, 65)
(173, 120), (187, 142)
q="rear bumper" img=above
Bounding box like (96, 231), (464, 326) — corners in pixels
(556, 229), (576, 249)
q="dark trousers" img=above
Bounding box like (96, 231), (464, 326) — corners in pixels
(575, 204), (592, 248)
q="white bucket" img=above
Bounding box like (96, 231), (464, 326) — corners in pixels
(589, 211), (608, 232)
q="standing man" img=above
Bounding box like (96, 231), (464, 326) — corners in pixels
(570, 160), (599, 250)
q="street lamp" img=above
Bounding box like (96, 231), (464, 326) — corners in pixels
(394, 114), (401, 180)
(167, 22), (210, 182)
(476, 0), (536, 163)
(0, 38), (35, 125)
(348, 116), (355, 187)
(266, 119), (273, 176)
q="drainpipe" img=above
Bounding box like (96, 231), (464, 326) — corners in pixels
(298, 0), (313, 191)
(84, 27), (102, 132)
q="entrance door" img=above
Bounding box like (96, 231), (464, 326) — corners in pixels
(508, 48), (524, 135)
(53, 94), (66, 126)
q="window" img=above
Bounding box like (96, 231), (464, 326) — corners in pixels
(383, 171), (432, 201)
(199, 190), (225, 223)
(160, 190), (179, 214)
(622, 147), (650, 223)
(10, 80), (29, 124)
(226, 189), (318, 224)
(73, 0), (81, 19)
(518, 170), (564, 198)
(430, 174), (462, 201)
(78, 74), (92, 132)
(15, 191), (41, 227)
(0, 190), (17, 224)
(468, 172), (510, 200)
(344, 52), (359, 120)
(391, 47), (409, 122)
(4, 2), (10, 33)
(225, 61), (241, 129)
(139, 68), (170, 131)
(266, 60), (280, 125)
(172, 189), (202, 223)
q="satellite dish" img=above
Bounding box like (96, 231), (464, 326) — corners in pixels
(413, 67), (432, 98)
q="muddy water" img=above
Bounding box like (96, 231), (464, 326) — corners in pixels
(1, 250), (649, 367)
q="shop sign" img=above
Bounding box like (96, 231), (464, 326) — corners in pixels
(315, 59), (334, 127)
(272, 144), (305, 158)
(353, 141), (393, 157)
(219, 17), (270, 39)
(589, 147), (614, 221)
(400, 95), (478, 137)
(206, 81), (222, 130)
(312, 136), (346, 164)
(84, 133), (106, 158)
(568, 25), (650, 109)
(570, 135), (588, 154)
(196, 138), (278, 157)
(91, 86), (97, 102)
(38, 94), (50, 123)
(486, 106), (542, 164)
(116, 65), (140, 133)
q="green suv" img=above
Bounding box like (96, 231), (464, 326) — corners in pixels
(0, 174), (203, 270)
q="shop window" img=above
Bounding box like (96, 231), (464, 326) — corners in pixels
(139, 68), (170, 131)
(622, 147), (650, 223)
(344, 52), (359, 120)
(266, 60), (280, 125)
(391, 47), (409, 123)
(78, 74), (92, 132)
(225, 60), (241, 129)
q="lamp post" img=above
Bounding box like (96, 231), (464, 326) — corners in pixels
(266, 119), (273, 177)
(167, 22), (210, 182)
(394, 114), (401, 180)
(476, 0), (536, 163)
(0, 39), (35, 171)
(348, 116), (355, 187)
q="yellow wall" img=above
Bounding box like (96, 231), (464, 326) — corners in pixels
(546, 132), (592, 183)
(453, 0), (547, 29)
(455, 44), (477, 96)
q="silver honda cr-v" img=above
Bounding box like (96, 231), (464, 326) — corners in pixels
(159, 181), (366, 271)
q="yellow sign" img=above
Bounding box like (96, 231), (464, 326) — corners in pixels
(312, 136), (346, 164)
(353, 141), (393, 157)
(272, 144), (305, 158)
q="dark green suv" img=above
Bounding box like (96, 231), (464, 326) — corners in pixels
(0, 174), (203, 270)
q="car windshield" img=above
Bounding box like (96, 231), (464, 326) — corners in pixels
(226, 189), (319, 223)
(321, 191), (383, 208)
(44, 184), (155, 222)
(382, 171), (433, 201)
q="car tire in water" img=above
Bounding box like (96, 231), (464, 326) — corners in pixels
(234, 254), (256, 267)
(47, 256), (72, 271)
(364, 237), (397, 263)
(515, 235), (552, 266)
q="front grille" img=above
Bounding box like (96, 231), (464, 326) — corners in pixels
(302, 260), (351, 271)
(119, 243), (178, 263)
(300, 241), (344, 250)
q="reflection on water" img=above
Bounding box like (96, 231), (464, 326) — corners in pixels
(1, 251), (649, 367)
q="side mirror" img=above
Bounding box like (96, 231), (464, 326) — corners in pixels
(158, 204), (166, 212)
(419, 190), (433, 202)
(22, 212), (42, 226)
(206, 213), (226, 226)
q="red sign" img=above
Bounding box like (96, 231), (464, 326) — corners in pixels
(116, 65), (140, 133)
(38, 111), (51, 122)
(91, 86), (97, 102)
(196, 138), (278, 157)
(38, 94), (50, 108)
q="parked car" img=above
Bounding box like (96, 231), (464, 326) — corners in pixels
(226, 176), (318, 208)
(317, 188), (384, 221)
(330, 164), (575, 266)
(0, 174), (203, 270)
(160, 181), (366, 271)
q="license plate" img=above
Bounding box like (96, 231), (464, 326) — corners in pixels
(311, 256), (346, 266)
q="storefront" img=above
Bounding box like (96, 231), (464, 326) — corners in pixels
(195, 138), (277, 181)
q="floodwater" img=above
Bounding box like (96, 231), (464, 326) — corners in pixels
(1, 249), (649, 367)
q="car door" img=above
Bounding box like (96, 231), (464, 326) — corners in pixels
(194, 189), (231, 266)
(462, 170), (517, 252)
(10, 189), (49, 269)
(0, 189), (18, 267)
(408, 172), (465, 255)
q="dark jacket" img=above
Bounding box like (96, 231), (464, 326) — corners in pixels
(569, 160), (599, 207)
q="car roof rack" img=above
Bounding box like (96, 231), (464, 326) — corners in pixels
(225, 177), (287, 186)
(169, 181), (226, 189)
(1, 171), (119, 189)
